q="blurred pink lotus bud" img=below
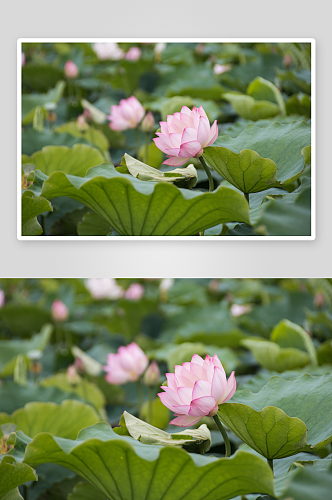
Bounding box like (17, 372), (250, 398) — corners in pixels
(283, 54), (292, 67)
(124, 283), (144, 301)
(104, 342), (149, 384)
(85, 278), (124, 300)
(93, 42), (124, 61)
(141, 111), (155, 133)
(64, 60), (79, 79)
(74, 356), (85, 374)
(66, 364), (80, 385)
(230, 304), (251, 317)
(108, 96), (145, 131)
(125, 47), (141, 61)
(21, 53), (26, 66)
(51, 299), (69, 322)
(0, 290), (5, 308)
(153, 105), (218, 166)
(144, 360), (160, 386)
(77, 114), (88, 132)
(314, 292), (325, 309)
(158, 354), (236, 427)
(213, 64), (230, 75)
(83, 108), (92, 121)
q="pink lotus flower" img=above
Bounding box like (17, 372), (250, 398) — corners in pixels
(51, 299), (69, 322)
(125, 47), (141, 61)
(64, 60), (79, 79)
(93, 42), (124, 61)
(85, 278), (124, 300)
(144, 360), (160, 386)
(108, 96), (145, 131)
(141, 111), (155, 132)
(104, 342), (149, 384)
(21, 53), (26, 66)
(124, 283), (144, 301)
(153, 106), (218, 167)
(158, 354), (236, 427)
(0, 290), (5, 308)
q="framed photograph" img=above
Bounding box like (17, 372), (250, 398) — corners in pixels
(18, 38), (315, 239)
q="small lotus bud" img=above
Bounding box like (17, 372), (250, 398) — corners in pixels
(314, 292), (325, 309)
(125, 47), (141, 61)
(144, 361), (160, 386)
(230, 304), (251, 317)
(27, 349), (42, 361)
(0, 290), (5, 308)
(74, 356), (85, 374)
(124, 283), (144, 301)
(283, 54), (292, 67)
(213, 64), (230, 75)
(83, 108), (92, 121)
(51, 299), (69, 322)
(64, 60), (79, 79)
(141, 111), (156, 133)
(154, 43), (166, 55)
(21, 53), (26, 66)
(66, 364), (80, 385)
(77, 114), (88, 132)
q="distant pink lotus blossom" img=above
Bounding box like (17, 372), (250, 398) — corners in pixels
(213, 64), (230, 75)
(77, 114), (88, 132)
(230, 304), (251, 317)
(93, 42), (124, 60)
(64, 60), (79, 79)
(21, 53), (26, 66)
(51, 299), (69, 322)
(158, 353), (236, 427)
(144, 360), (160, 386)
(141, 111), (155, 132)
(108, 96), (145, 131)
(66, 364), (80, 384)
(153, 105), (218, 167)
(124, 283), (144, 301)
(125, 47), (141, 61)
(0, 290), (5, 308)
(85, 278), (124, 300)
(104, 342), (149, 384)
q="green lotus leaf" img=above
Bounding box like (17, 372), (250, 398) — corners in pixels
(68, 482), (107, 500)
(218, 373), (332, 460)
(0, 487), (24, 500)
(22, 144), (107, 177)
(0, 401), (100, 439)
(277, 461), (332, 500)
(10, 423), (275, 500)
(247, 76), (286, 114)
(39, 165), (250, 236)
(241, 338), (310, 372)
(0, 456), (37, 498)
(40, 374), (105, 412)
(271, 319), (317, 365)
(223, 93), (280, 121)
(0, 325), (52, 377)
(21, 191), (53, 236)
(211, 121), (311, 187)
(55, 122), (110, 154)
(22, 81), (65, 125)
(77, 212), (112, 236)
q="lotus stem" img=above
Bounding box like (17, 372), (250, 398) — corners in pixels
(136, 128), (141, 156)
(199, 156), (214, 192)
(213, 414), (231, 458)
(267, 458), (274, 473)
(148, 386), (154, 424)
(244, 192), (250, 205)
(145, 133), (149, 164)
(137, 380), (143, 418)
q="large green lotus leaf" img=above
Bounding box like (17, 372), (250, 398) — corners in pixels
(202, 147), (279, 194)
(219, 116), (309, 139)
(277, 68), (311, 94)
(40, 374), (105, 412)
(0, 325), (52, 377)
(222, 93), (280, 121)
(271, 319), (317, 365)
(22, 144), (106, 177)
(39, 165), (250, 236)
(0, 401), (100, 439)
(21, 191), (53, 236)
(15, 423), (275, 500)
(68, 482), (107, 500)
(286, 93), (311, 118)
(77, 212), (111, 236)
(22, 129), (91, 156)
(278, 461), (332, 500)
(0, 487), (24, 500)
(22, 81), (65, 124)
(0, 456), (37, 497)
(213, 121), (311, 185)
(241, 338), (310, 372)
(22, 64), (64, 92)
(257, 186), (311, 236)
(247, 77), (286, 114)
(55, 122), (110, 154)
(218, 373), (332, 459)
